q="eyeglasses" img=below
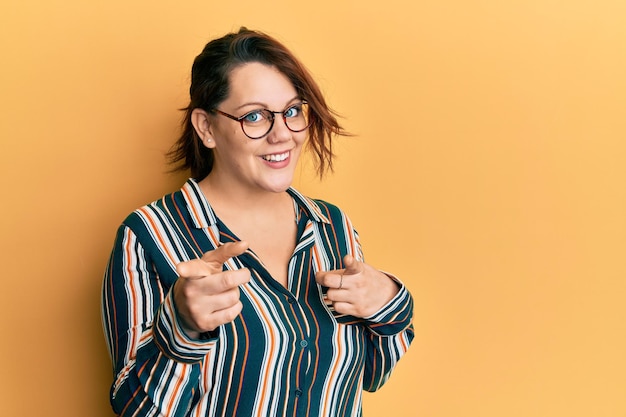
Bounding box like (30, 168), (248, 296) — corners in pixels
(213, 101), (311, 140)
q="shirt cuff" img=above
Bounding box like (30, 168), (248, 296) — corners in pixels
(153, 289), (217, 363)
(363, 273), (414, 336)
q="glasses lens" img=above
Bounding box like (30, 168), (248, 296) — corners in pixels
(239, 103), (311, 139)
(284, 102), (310, 132)
(241, 110), (273, 139)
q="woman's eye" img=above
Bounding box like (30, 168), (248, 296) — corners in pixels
(243, 111), (264, 123)
(284, 105), (300, 118)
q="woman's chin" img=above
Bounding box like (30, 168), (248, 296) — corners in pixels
(262, 176), (294, 193)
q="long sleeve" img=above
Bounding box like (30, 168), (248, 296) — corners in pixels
(101, 224), (211, 416)
(362, 280), (414, 391)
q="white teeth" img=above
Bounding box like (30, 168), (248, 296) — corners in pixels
(262, 152), (289, 162)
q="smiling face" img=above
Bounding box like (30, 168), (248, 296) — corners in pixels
(194, 62), (308, 196)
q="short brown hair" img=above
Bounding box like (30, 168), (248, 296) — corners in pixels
(167, 27), (348, 181)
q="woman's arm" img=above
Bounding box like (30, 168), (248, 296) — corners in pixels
(313, 204), (415, 392)
(101, 224), (213, 416)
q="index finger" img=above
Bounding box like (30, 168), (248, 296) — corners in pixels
(342, 254), (363, 276)
(201, 241), (249, 272)
(175, 241), (249, 279)
(315, 269), (343, 288)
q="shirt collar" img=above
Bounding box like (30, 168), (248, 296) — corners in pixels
(286, 187), (331, 224)
(182, 178), (330, 229)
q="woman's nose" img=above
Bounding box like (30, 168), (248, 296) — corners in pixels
(265, 116), (292, 144)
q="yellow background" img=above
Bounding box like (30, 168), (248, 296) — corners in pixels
(1, 1), (625, 416)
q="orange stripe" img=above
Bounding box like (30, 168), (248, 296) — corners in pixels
(230, 319), (249, 416)
(369, 339), (378, 391)
(322, 328), (343, 416)
(172, 195), (203, 254)
(344, 216), (357, 257)
(123, 230), (139, 359)
(182, 187), (205, 228)
(320, 205), (342, 264)
(250, 292), (277, 417)
(165, 362), (189, 416)
(138, 207), (178, 262)
(206, 226), (220, 247)
(120, 385), (143, 416)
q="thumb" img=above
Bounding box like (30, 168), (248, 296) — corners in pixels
(342, 254), (362, 276)
(201, 241), (249, 272)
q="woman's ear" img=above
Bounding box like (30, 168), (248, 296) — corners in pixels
(191, 108), (216, 148)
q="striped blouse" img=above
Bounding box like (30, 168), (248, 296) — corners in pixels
(101, 179), (414, 417)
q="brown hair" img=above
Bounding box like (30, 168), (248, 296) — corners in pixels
(167, 27), (349, 181)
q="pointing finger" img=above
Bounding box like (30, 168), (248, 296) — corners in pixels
(176, 258), (212, 280)
(342, 254), (363, 276)
(176, 241), (249, 279)
(315, 270), (339, 288)
(201, 241), (249, 272)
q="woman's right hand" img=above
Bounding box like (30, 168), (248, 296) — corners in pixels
(173, 241), (250, 339)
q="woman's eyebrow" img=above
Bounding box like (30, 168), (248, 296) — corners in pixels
(234, 96), (300, 111)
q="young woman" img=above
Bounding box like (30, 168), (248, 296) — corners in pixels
(102, 27), (414, 417)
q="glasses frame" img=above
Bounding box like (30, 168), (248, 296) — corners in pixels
(212, 101), (311, 140)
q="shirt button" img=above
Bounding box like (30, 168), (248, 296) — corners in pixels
(288, 297), (296, 304)
(295, 389), (303, 397)
(299, 340), (308, 348)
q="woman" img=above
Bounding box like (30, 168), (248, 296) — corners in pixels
(102, 27), (414, 417)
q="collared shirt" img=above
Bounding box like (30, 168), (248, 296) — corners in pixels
(102, 179), (414, 417)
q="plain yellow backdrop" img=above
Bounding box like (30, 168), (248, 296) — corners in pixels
(1, 1), (625, 416)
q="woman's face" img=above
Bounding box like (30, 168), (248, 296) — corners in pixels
(203, 62), (307, 195)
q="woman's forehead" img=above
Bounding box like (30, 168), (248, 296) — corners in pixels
(225, 62), (297, 109)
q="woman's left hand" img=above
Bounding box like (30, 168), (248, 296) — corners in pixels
(315, 255), (400, 318)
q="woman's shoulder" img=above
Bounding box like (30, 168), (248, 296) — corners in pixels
(121, 180), (194, 230)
